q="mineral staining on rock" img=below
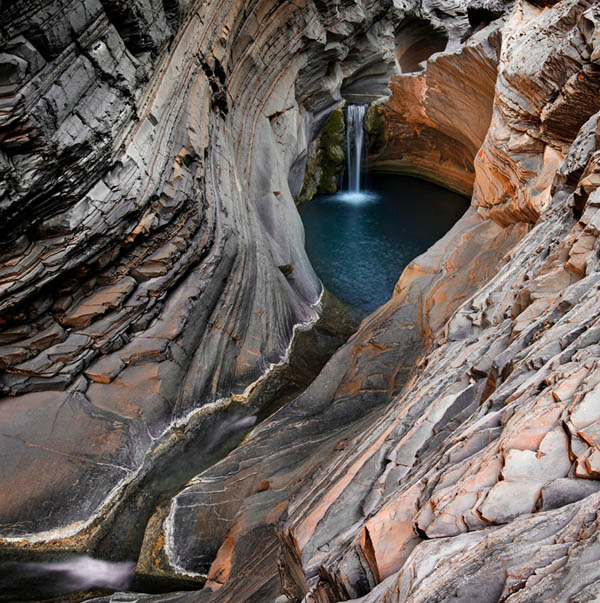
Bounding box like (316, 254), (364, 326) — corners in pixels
(364, 103), (385, 155)
(112, 1), (600, 601)
(4, 0), (600, 602)
(368, 16), (502, 197)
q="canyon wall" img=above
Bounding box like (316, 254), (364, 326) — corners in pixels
(94, 1), (600, 602)
(3, 0), (600, 602)
(366, 4), (507, 197)
(0, 0), (400, 560)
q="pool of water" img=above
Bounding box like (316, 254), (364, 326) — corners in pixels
(301, 173), (470, 315)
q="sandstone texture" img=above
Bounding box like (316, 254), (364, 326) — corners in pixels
(3, 0), (600, 602)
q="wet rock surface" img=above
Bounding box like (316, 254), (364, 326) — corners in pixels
(3, 0), (600, 602)
(297, 106), (346, 206)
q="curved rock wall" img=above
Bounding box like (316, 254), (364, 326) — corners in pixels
(0, 0), (401, 557)
(474, 0), (600, 225)
(86, 1), (600, 602)
(367, 3), (507, 197)
(5, 0), (600, 602)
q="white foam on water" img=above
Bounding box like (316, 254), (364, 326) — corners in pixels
(39, 556), (136, 590)
(334, 190), (379, 204)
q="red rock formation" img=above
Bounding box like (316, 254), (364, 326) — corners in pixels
(4, 0), (600, 602)
(368, 17), (501, 197)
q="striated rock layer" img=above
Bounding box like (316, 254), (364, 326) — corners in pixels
(88, 0), (600, 602)
(0, 0), (400, 560)
(368, 25), (499, 197)
(4, 0), (600, 602)
(366, 2), (509, 197)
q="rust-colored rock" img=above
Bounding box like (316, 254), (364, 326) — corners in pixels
(5, 0), (600, 602)
(369, 26), (501, 197)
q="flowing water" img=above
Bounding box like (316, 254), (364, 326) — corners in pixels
(346, 104), (367, 195)
(0, 556), (136, 601)
(301, 173), (470, 315)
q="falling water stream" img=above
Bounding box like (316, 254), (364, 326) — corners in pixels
(346, 104), (367, 194)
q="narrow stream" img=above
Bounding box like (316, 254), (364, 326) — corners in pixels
(0, 295), (358, 602)
(0, 557), (135, 601)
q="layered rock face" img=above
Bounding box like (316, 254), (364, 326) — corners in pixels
(4, 0), (600, 603)
(367, 4), (507, 197)
(89, 1), (600, 602)
(0, 0), (399, 560)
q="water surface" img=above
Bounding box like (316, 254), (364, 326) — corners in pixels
(301, 174), (469, 315)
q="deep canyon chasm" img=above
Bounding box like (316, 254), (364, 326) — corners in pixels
(2, 0), (600, 601)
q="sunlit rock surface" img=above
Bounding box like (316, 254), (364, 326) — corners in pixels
(4, 0), (600, 602)
(368, 7), (505, 197)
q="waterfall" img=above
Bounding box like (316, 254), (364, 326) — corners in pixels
(346, 104), (367, 193)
